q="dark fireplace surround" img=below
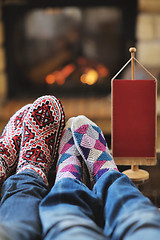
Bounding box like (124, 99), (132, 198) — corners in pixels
(2, 0), (137, 99)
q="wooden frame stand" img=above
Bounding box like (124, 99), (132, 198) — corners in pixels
(111, 48), (157, 183)
(123, 165), (149, 182)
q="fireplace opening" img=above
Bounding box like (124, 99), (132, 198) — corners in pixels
(2, 0), (137, 99)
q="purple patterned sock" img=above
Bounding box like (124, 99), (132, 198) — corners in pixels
(71, 115), (118, 183)
(55, 118), (83, 183)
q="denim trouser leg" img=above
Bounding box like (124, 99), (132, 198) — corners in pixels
(39, 178), (106, 240)
(0, 170), (49, 240)
(94, 170), (160, 240)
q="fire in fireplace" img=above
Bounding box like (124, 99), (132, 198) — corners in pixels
(2, 0), (137, 99)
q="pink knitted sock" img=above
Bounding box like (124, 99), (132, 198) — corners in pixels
(55, 118), (83, 183)
(71, 115), (118, 183)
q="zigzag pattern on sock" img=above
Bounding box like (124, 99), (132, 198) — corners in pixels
(55, 126), (83, 183)
(0, 104), (31, 183)
(17, 96), (65, 185)
(72, 116), (118, 183)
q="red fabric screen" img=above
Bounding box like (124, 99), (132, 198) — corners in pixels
(112, 79), (156, 158)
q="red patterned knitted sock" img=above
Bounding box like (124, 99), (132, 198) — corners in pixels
(55, 118), (83, 183)
(16, 95), (65, 185)
(0, 104), (31, 183)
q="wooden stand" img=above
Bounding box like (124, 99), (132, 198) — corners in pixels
(123, 48), (149, 182)
(111, 47), (157, 183)
(123, 165), (149, 183)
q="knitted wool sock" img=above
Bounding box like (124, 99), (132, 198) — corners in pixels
(16, 96), (65, 185)
(71, 115), (118, 183)
(55, 118), (83, 183)
(0, 104), (31, 183)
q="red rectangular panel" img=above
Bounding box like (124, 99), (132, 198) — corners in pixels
(112, 79), (156, 158)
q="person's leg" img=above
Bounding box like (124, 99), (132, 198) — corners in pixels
(40, 179), (106, 240)
(94, 170), (160, 240)
(0, 95), (65, 240)
(0, 170), (49, 240)
(39, 118), (106, 240)
(72, 115), (160, 239)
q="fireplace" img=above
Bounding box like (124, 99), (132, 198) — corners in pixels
(2, 0), (137, 99)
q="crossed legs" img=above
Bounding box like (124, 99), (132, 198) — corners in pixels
(0, 98), (160, 240)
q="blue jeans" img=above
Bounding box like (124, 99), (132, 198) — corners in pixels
(0, 170), (160, 240)
(39, 170), (160, 240)
(0, 170), (49, 240)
